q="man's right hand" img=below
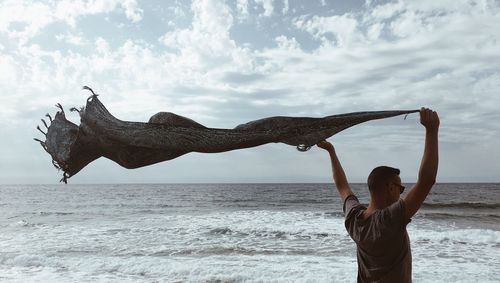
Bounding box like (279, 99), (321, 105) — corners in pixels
(316, 140), (353, 201)
(420, 107), (440, 131)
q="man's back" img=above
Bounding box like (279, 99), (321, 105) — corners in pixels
(344, 195), (412, 283)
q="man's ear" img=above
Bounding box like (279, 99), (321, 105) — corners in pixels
(384, 182), (393, 195)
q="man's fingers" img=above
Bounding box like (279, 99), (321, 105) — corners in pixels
(431, 111), (439, 123)
(316, 140), (334, 151)
(420, 107), (437, 121)
(420, 107), (429, 122)
(419, 107), (439, 129)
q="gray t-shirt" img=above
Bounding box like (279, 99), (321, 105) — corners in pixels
(343, 195), (412, 283)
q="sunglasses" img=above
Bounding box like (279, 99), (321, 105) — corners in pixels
(393, 183), (405, 194)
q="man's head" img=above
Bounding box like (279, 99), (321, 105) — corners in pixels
(367, 166), (404, 203)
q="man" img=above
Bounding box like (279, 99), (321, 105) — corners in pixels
(317, 107), (439, 282)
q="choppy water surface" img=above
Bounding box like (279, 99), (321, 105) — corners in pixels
(0, 183), (499, 282)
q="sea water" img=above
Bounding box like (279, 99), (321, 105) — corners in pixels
(0, 183), (499, 282)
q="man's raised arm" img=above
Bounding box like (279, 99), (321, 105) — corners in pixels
(317, 141), (354, 201)
(404, 107), (440, 218)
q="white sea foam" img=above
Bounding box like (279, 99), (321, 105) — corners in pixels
(410, 226), (500, 245)
(1, 184), (499, 282)
(1, 210), (499, 282)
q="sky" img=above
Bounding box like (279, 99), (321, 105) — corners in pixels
(0, 0), (499, 184)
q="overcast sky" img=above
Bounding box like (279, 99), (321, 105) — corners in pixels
(1, 0), (499, 184)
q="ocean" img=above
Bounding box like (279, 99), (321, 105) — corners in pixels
(0, 183), (499, 282)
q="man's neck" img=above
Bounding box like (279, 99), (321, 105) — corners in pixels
(366, 197), (394, 212)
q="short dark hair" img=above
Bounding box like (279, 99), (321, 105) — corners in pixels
(367, 166), (400, 192)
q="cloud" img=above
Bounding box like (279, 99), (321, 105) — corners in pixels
(294, 14), (361, 46)
(159, 0), (255, 84)
(55, 32), (88, 46)
(0, 0), (143, 44)
(255, 0), (274, 17)
(275, 35), (301, 50)
(1, 0), (500, 182)
(0, 53), (18, 85)
(282, 0), (289, 15)
(3, 0), (499, 127)
(368, 0), (404, 20)
(236, 0), (249, 20)
(120, 0), (143, 22)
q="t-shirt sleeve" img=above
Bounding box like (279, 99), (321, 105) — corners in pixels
(343, 195), (363, 242)
(343, 194), (361, 216)
(381, 198), (411, 229)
